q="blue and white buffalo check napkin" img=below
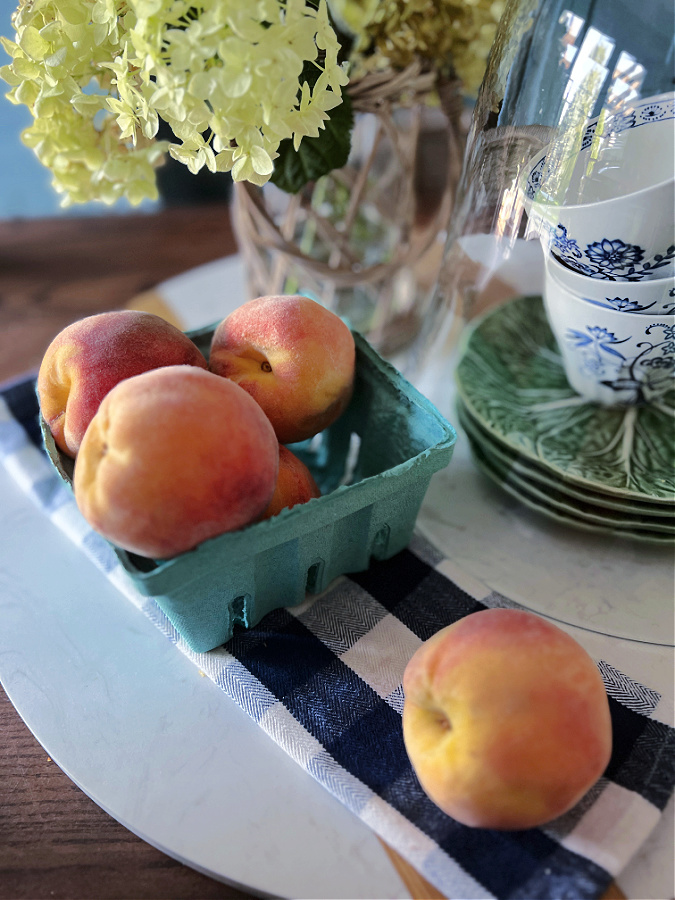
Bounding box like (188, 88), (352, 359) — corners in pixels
(2, 373), (674, 900)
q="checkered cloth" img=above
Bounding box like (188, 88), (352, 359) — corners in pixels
(2, 374), (674, 900)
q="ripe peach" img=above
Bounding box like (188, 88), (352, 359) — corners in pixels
(402, 608), (612, 830)
(38, 310), (207, 458)
(260, 445), (321, 519)
(73, 366), (279, 559)
(209, 295), (355, 444)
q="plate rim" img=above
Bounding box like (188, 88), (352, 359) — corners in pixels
(465, 433), (675, 544)
(457, 399), (675, 519)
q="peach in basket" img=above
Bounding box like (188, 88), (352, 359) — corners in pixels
(37, 310), (208, 458)
(73, 366), (279, 560)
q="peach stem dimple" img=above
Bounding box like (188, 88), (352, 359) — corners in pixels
(434, 711), (452, 732)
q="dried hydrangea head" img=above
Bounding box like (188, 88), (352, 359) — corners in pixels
(0, 0), (348, 206)
(331, 0), (505, 96)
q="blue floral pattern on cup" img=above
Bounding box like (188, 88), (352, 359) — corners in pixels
(581, 296), (673, 314)
(566, 326), (630, 369)
(551, 225), (675, 281)
(609, 96), (675, 134)
(565, 321), (675, 404)
(585, 239), (644, 270)
(525, 95), (675, 200)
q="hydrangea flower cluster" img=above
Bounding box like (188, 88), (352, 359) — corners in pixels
(1, 0), (504, 207)
(0, 0), (347, 206)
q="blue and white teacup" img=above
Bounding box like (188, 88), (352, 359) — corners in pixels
(546, 252), (675, 316)
(543, 267), (675, 406)
(523, 92), (675, 282)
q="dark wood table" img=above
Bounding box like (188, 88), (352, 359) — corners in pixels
(0, 201), (255, 900)
(0, 203), (238, 384)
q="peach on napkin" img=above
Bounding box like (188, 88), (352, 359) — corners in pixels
(209, 295), (355, 444)
(402, 608), (612, 830)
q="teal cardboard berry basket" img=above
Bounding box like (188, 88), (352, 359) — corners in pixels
(41, 325), (456, 652)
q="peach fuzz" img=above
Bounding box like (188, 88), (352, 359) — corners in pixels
(402, 608), (612, 830)
(38, 310), (207, 458)
(260, 445), (321, 519)
(73, 366), (279, 560)
(209, 295), (355, 444)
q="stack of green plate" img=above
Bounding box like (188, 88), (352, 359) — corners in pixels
(454, 296), (675, 544)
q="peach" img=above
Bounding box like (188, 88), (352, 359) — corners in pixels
(38, 310), (207, 457)
(73, 366), (279, 559)
(402, 608), (612, 830)
(260, 445), (321, 519)
(209, 295), (355, 444)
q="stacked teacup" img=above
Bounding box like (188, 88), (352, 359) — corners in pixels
(523, 92), (675, 406)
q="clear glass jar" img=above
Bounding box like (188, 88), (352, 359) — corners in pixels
(232, 88), (466, 360)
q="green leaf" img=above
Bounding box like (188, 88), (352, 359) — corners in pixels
(270, 72), (353, 194)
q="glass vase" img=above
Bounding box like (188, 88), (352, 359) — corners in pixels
(232, 67), (466, 361)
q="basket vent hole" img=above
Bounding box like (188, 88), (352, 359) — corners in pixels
(372, 524), (390, 558)
(306, 561), (324, 594)
(230, 595), (248, 629)
(309, 432), (324, 453)
(338, 432), (361, 487)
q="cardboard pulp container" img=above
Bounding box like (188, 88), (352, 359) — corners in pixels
(41, 325), (457, 652)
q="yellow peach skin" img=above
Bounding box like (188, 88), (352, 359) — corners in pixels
(260, 445), (321, 519)
(402, 608), (612, 830)
(38, 310), (208, 458)
(73, 366), (279, 559)
(209, 295), (356, 444)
